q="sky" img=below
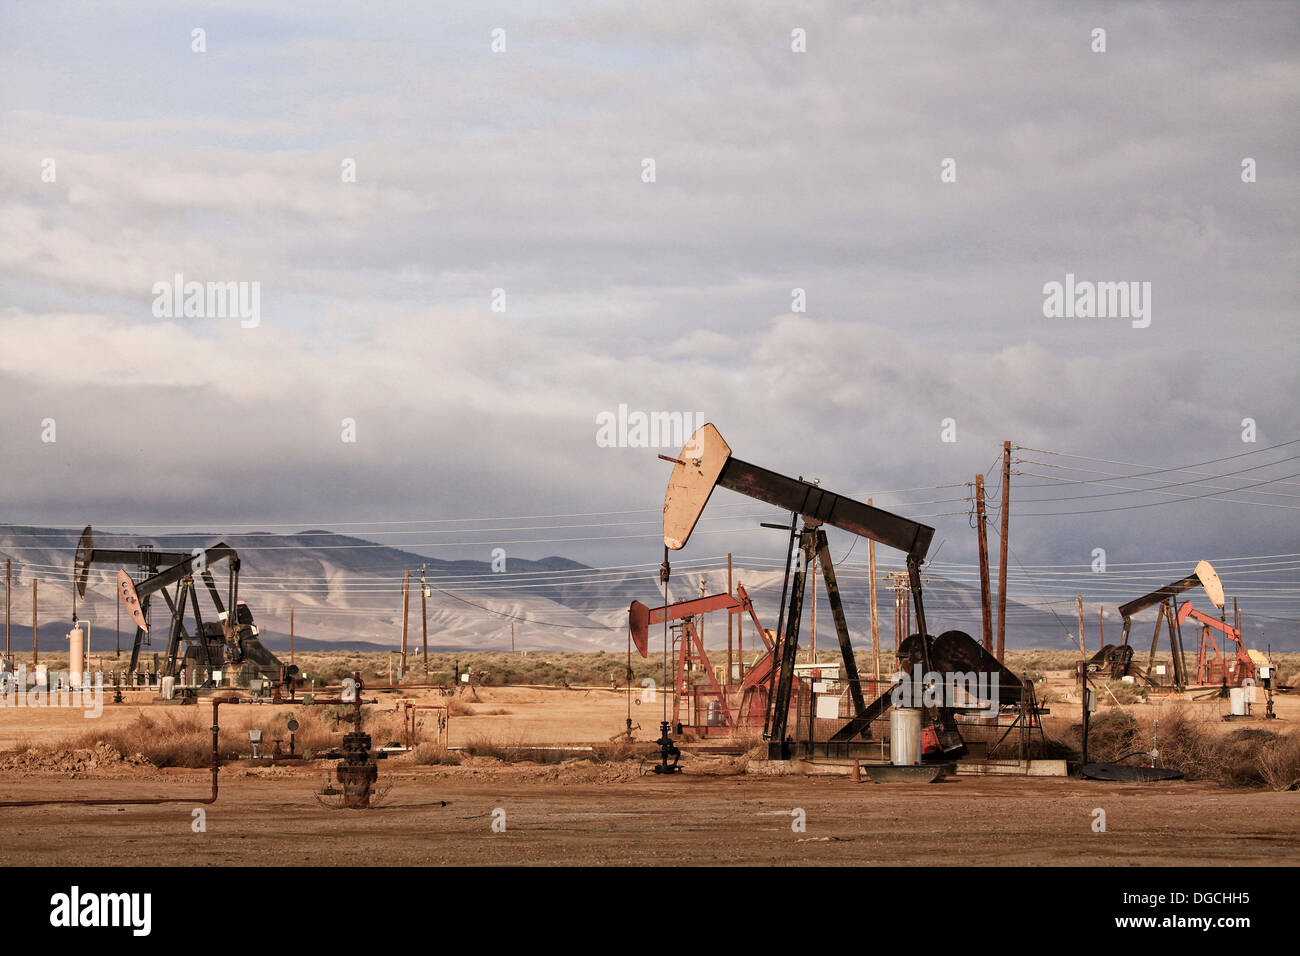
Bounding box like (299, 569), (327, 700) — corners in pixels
(1, 1), (1297, 620)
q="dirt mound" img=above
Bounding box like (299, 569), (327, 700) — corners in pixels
(0, 742), (155, 778)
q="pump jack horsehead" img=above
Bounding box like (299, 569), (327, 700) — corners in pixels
(656, 423), (1023, 761)
(74, 526), (293, 691)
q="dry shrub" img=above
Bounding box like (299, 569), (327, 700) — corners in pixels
(1103, 679), (1148, 705)
(1213, 729), (1285, 789)
(65, 711), (212, 768)
(409, 743), (461, 766)
(54, 703), (406, 768)
(445, 698), (476, 717)
(1154, 705), (1219, 780)
(588, 738), (641, 763)
(1156, 705), (1300, 789)
(1075, 709), (1141, 763)
(459, 735), (577, 764)
(1256, 732), (1300, 792)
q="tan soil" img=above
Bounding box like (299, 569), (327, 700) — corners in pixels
(1, 678), (1297, 866)
(0, 766), (1295, 866)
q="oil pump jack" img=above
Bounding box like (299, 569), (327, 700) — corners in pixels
(657, 424), (1021, 761)
(73, 526), (292, 691)
(1088, 560), (1225, 689)
(629, 583), (774, 734)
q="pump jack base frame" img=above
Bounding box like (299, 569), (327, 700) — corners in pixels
(860, 762), (955, 784)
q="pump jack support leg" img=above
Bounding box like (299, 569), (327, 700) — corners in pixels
(162, 579), (191, 680)
(769, 531), (812, 757)
(128, 625), (146, 676)
(1147, 609), (1163, 673)
(814, 530), (866, 718)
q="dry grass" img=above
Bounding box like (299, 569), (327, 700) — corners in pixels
(1256, 732), (1300, 791)
(1102, 679), (1149, 705)
(452, 733), (643, 765)
(1145, 704), (1300, 790)
(409, 743), (462, 766)
(45, 704), (406, 768)
(444, 698), (474, 716)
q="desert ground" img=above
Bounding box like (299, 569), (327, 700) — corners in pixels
(1, 652), (1296, 866)
(2, 770), (1296, 867)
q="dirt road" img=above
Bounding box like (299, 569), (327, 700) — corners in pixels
(1, 766), (1295, 866)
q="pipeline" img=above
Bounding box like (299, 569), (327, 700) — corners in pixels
(0, 696), (234, 808)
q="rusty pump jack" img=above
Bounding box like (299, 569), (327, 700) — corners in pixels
(629, 583), (772, 734)
(1097, 560), (1225, 689)
(659, 423), (970, 761)
(1173, 600), (1255, 687)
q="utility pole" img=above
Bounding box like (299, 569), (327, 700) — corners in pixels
(1098, 606), (1104, 646)
(868, 499), (880, 686)
(32, 578), (38, 666)
(893, 578), (903, 654)
(511, 620), (515, 653)
(996, 440), (1011, 662)
(400, 570), (410, 679)
(726, 553), (733, 685)
(115, 591), (121, 659)
(886, 571), (910, 655)
(975, 474), (993, 653)
(905, 579), (911, 638)
(4, 558), (10, 661)
(1076, 595), (1086, 655)
(420, 564), (429, 676)
(290, 604), (295, 666)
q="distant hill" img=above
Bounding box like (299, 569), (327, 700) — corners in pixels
(1, 525), (1294, 654)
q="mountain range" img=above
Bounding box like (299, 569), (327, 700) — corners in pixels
(1, 525), (1294, 656)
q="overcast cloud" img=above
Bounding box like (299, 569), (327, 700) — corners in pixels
(2, 2), (1297, 615)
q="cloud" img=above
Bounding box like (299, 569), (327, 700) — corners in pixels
(0, 0), (1296, 592)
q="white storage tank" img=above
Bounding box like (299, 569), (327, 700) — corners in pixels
(67, 625), (84, 689)
(1229, 687), (1247, 716)
(890, 707), (922, 766)
(161, 676), (175, 700)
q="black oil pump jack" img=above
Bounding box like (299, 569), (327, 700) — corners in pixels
(74, 526), (288, 688)
(658, 424), (969, 761)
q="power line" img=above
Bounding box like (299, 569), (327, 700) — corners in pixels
(1012, 471), (1300, 516)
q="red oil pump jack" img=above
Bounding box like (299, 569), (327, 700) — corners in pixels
(1173, 601), (1255, 687)
(628, 583), (775, 735)
(656, 423), (1016, 761)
